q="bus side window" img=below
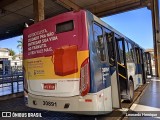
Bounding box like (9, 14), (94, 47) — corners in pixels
(128, 43), (134, 62)
(139, 49), (142, 64)
(117, 40), (125, 65)
(143, 52), (146, 64)
(135, 48), (140, 64)
(125, 41), (130, 62)
(106, 33), (115, 66)
(93, 24), (106, 61)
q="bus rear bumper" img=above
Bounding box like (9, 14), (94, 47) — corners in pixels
(26, 91), (112, 115)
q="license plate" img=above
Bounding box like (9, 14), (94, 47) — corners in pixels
(43, 83), (56, 90)
(43, 100), (57, 107)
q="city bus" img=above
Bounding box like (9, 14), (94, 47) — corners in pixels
(23, 10), (151, 114)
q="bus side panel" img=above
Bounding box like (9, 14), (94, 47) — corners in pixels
(136, 63), (143, 85)
(86, 11), (112, 111)
(86, 12), (111, 93)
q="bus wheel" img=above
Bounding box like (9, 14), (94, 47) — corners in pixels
(128, 80), (134, 103)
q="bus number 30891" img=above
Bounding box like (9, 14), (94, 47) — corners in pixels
(43, 101), (57, 107)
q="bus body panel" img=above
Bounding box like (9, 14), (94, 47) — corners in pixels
(86, 11), (112, 111)
(92, 13), (145, 99)
(87, 11), (111, 93)
(27, 87), (111, 114)
(126, 63), (137, 90)
(23, 10), (89, 97)
(127, 63), (140, 90)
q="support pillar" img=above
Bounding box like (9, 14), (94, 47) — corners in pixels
(33, 0), (44, 23)
(151, 0), (160, 77)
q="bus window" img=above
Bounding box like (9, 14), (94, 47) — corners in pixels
(139, 49), (143, 64)
(128, 43), (134, 62)
(93, 23), (106, 61)
(135, 48), (141, 64)
(106, 33), (115, 66)
(117, 40), (125, 65)
(56, 20), (74, 33)
(143, 52), (146, 64)
(125, 41), (130, 62)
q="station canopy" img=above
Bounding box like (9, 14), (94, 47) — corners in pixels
(0, 0), (150, 40)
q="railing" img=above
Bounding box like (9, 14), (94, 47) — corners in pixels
(0, 72), (24, 96)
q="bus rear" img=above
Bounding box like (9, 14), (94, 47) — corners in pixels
(23, 10), (92, 111)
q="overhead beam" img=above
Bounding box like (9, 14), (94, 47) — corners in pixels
(0, 0), (17, 8)
(151, 0), (160, 77)
(56, 0), (81, 11)
(33, 0), (45, 23)
(86, 0), (150, 17)
(95, 1), (141, 17)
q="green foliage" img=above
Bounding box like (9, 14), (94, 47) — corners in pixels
(7, 48), (16, 60)
(17, 38), (23, 53)
(8, 49), (15, 56)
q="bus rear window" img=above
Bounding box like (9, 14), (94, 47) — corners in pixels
(56, 20), (74, 33)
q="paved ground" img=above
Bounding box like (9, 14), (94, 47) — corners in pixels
(123, 78), (160, 120)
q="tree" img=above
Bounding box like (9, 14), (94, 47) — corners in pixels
(7, 49), (16, 60)
(8, 49), (15, 56)
(17, 38), (23, 53)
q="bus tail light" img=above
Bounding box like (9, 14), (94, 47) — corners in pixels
(85, 99), (92, 102)
(80, 58), (90, 96)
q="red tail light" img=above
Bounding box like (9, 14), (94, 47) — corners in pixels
(80, 58), (90, 96)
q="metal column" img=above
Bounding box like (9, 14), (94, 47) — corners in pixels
(151, 0), (160, 77)
(33, 0), (45, 23)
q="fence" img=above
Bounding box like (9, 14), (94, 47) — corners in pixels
(0, 71), (24, 96)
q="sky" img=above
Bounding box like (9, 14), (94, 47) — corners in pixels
(0, 35), (22, 54)
(0, 7), (154, 54)
(101, 7), (153, 49)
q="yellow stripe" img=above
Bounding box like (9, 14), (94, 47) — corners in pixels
(117, 62), (125, 68)
(118, 73), (127, 79)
